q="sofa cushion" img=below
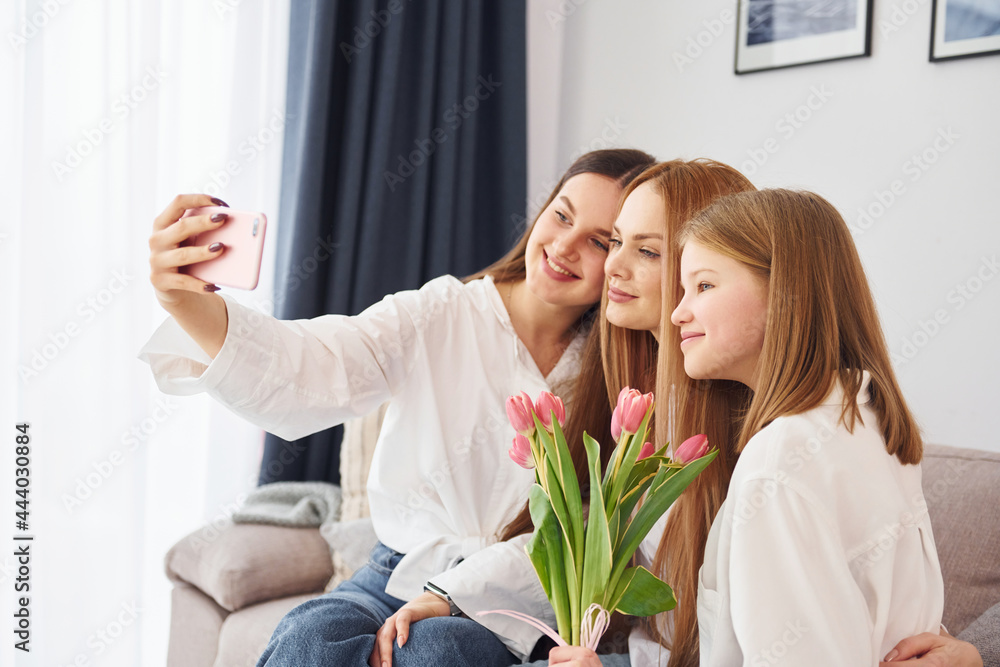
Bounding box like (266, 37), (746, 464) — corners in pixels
(922, 443), (1000, 634)
(166, 521), (334, 612)
(322, 517), (380, 591)
(339, 403), (387, 523)
(167, 583), (229, 667)
(327, 404), (387, 589)
(958, 601), (1000, 665)
(213, 593), (317, 667)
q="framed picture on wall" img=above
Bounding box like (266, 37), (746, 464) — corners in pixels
(930, 0), (1000, 61)
(735, 0), (874, 74)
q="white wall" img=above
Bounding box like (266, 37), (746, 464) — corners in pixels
(529, 0), (1000, 451)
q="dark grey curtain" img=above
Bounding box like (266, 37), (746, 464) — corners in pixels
(258, 0), (527, 486)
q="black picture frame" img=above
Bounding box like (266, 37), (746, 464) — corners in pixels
(735, 0), (874, 74)
(930, 0), (1000, 62)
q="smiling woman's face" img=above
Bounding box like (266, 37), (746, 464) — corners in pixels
(670, 240), (769, 389)
(604, 182), (665, 338)
(523, 173), (622, 310)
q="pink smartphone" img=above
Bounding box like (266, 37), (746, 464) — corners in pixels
(179, 206), (267, 290)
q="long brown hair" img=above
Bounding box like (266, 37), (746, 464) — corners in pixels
(494, 148), (658, 540)
(660, 189), (923, 664)
(465, 149), (656, 286)
(497, 159), (756, 654)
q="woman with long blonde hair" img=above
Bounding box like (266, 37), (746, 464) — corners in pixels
(546, 160), (756, 667)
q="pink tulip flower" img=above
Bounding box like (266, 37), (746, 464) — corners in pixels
(674, 434), (709, 464)
(509, 434), (534, 469)
(637, 442), (655, 461)
(612, 387), (653, 440)
(534, 391), (566, 431)
(506, 391), (536, 437)
(611, 410), (623, 442)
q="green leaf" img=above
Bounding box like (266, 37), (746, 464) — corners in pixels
(605, 407), (655, 515)
(535, 413), (586, 642)
(609, 450), (718, 592)
(525, 486), (552, 601)
(601, 431), (627, 501)
(580, 432), (612, 611)
(528, 484), (572, 642)
(524, 531), (550, 600)
(542, 451), (581, 641)
(607, 456), (661, 550)
(537, 414), (585, 555)
(608, 566), (676, 617)
(612, 469), (659, 546)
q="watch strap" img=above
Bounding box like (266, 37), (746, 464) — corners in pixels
(423, 582), (462, 616)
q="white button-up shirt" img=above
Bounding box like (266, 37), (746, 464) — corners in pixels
(697, 373), (943, 666)
(138, 275), (585, 603)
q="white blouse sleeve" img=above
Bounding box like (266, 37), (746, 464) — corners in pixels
(137, 279), (451, 441)
(429, 534), (554, 662)
(726, 477), (874, 666)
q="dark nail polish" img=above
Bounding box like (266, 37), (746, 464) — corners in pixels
(204, 284), (221, 292)
(208, 242), (224, 252)
(211, 213), (227, 222)
(210, 197), (229, 207)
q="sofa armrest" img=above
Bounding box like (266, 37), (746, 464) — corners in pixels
(165, 521), (334, 613)
(923, 444), (1000, 634)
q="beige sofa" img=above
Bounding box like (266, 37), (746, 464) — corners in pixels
(164, 416), (1000, 666)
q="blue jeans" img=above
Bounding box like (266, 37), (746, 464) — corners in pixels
(257, 542), (519, 666)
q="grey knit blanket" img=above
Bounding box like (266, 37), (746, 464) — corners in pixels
(960, 602), (1000, 667)
(232, 481), (342, 535)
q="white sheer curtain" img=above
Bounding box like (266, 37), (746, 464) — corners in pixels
(2, 1), (289, 665)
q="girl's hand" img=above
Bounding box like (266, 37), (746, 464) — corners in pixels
(880, 631), (983, 666)
(369, 592), (451, 667)
(149, 193), (230, 306)
(548, 645), (604, 667)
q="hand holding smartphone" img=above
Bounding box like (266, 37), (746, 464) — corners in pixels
(179, 206), (267, 290)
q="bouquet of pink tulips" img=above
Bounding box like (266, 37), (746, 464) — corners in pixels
(483, 388), (716, 649)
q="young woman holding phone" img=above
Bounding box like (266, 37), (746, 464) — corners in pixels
(139, 149), (656, 666)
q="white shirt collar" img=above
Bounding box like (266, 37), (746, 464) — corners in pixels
(820, 370), (873, 406)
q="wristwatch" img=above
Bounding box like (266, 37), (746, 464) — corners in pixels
(423, 582), (463, 616)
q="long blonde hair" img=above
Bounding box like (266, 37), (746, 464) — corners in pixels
(623, 164), (757, 664)
(498, 159), (756, 653)
(659, 189), (923, 665)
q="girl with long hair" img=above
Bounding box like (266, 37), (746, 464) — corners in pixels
(546, 189), (984, 667)
(139, 148), (657, 667)
(549, 189), (967, 667)
(667, 188), (942, 665)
